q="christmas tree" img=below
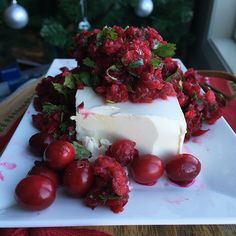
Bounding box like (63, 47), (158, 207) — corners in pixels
(0, 0), (195, 66)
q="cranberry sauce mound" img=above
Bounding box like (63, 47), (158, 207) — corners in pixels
(33, 26), (224, 141)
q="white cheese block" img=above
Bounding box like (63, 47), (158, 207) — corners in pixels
(72, 87), (187, 162)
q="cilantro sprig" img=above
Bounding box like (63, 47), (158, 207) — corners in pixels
(128, 59), (144, 68)
(165, 69), (181, 82)
(74, 72), (100, 87)
(82, 57), (96, 68)
(42, 102), (66, 115)
(150, 57), (163, 69)
(52, 73), (77, 96)
(153, 43), (176, 58)
(72, 141), (91, 160)
(96, 26), (118, 46)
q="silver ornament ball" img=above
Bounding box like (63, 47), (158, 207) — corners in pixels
(78, 17), (91, 31)
(4, 2), (29, 29)
(135, 0), (154, 17)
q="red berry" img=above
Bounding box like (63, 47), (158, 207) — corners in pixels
(28, 162), (60, 187)
(165, 154), (201, 186)
(15, 175), (56, 210)
(29, 132), (54, 156)
(44, 140), (75, 170)
(63, 160), (94, 197)
(130, 154), (164, 185)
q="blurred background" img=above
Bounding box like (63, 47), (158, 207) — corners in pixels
(0, 0), (235, 98)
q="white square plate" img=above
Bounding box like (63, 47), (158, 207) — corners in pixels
(0, 59), (236, 227)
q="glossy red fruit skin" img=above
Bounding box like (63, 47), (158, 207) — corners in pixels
(165, 154), (201, 186)
(63, 160), (94, 197)
(44, 140), (75, 170)
(15, 175), (56, 211)
(130, 154), (164, 185)
(29, 132), (54, 156)
(28, 162), (60, 187)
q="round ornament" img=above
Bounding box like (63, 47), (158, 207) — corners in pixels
(78, 17), (91, 31)
(135, 0), (154, 17)
(78, 0), (91, 30)
(4, 0), (29, 29)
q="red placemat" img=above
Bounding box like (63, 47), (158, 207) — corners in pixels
(0, 227), (112, 236)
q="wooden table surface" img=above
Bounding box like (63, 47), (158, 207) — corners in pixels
(1, 79), (236, 236)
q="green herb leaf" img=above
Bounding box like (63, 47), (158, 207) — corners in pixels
(73, 141), (91, 160)
(64, 74), (75, 89)
(42, 103), (66, 115)
(52, 83), (66, 95)
(59, 122), (68, 132)
(96, 26), (118, 46)
(83, 57), (96, 68)
(165, 69), (180, 82)
(98, 193), (121, 201)
(74, 72), (101, 88)
(150, 57), (162, 69)
(154, 43), (176, 58)
(78, 72), (91, 86)
(128, 59), (144, 68)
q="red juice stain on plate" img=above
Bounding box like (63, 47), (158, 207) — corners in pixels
(0, 162), (17, 170)
(164, 179), (196, 188)
(0, 171), (4, 181)
(194, 180), (206, 192)
(191, 138), (201, 144)
(166, 197), (189, 205)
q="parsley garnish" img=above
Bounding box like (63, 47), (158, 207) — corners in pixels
(72, 141), (91, 160)
(128, 59), (144, 68)
(96, 26), (118, 46)
(153, 43), (176, 58)
(74, 72), (100, 87)
(82, 57), (96, 68)
(52, 83), (66, 95)
(64, 74), (75, 89)
(42, 103), (66, 115)
(150, 57), (162, 69)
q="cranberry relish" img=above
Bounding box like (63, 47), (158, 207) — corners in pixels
(70, 26), (223, 139)
(33, 26), (224, 143)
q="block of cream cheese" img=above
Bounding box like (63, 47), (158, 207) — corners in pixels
(72, 87), (187, 162)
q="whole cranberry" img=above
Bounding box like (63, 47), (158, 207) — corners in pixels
(130, 154), (164, 185)
(44, 140), (75, 170)
(165, 154), (201, 186)
(29, 132), (54, 156)
(63, 160), (94, 197)
(28, 162), (60, 187)
(15, 175), (56, 210)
